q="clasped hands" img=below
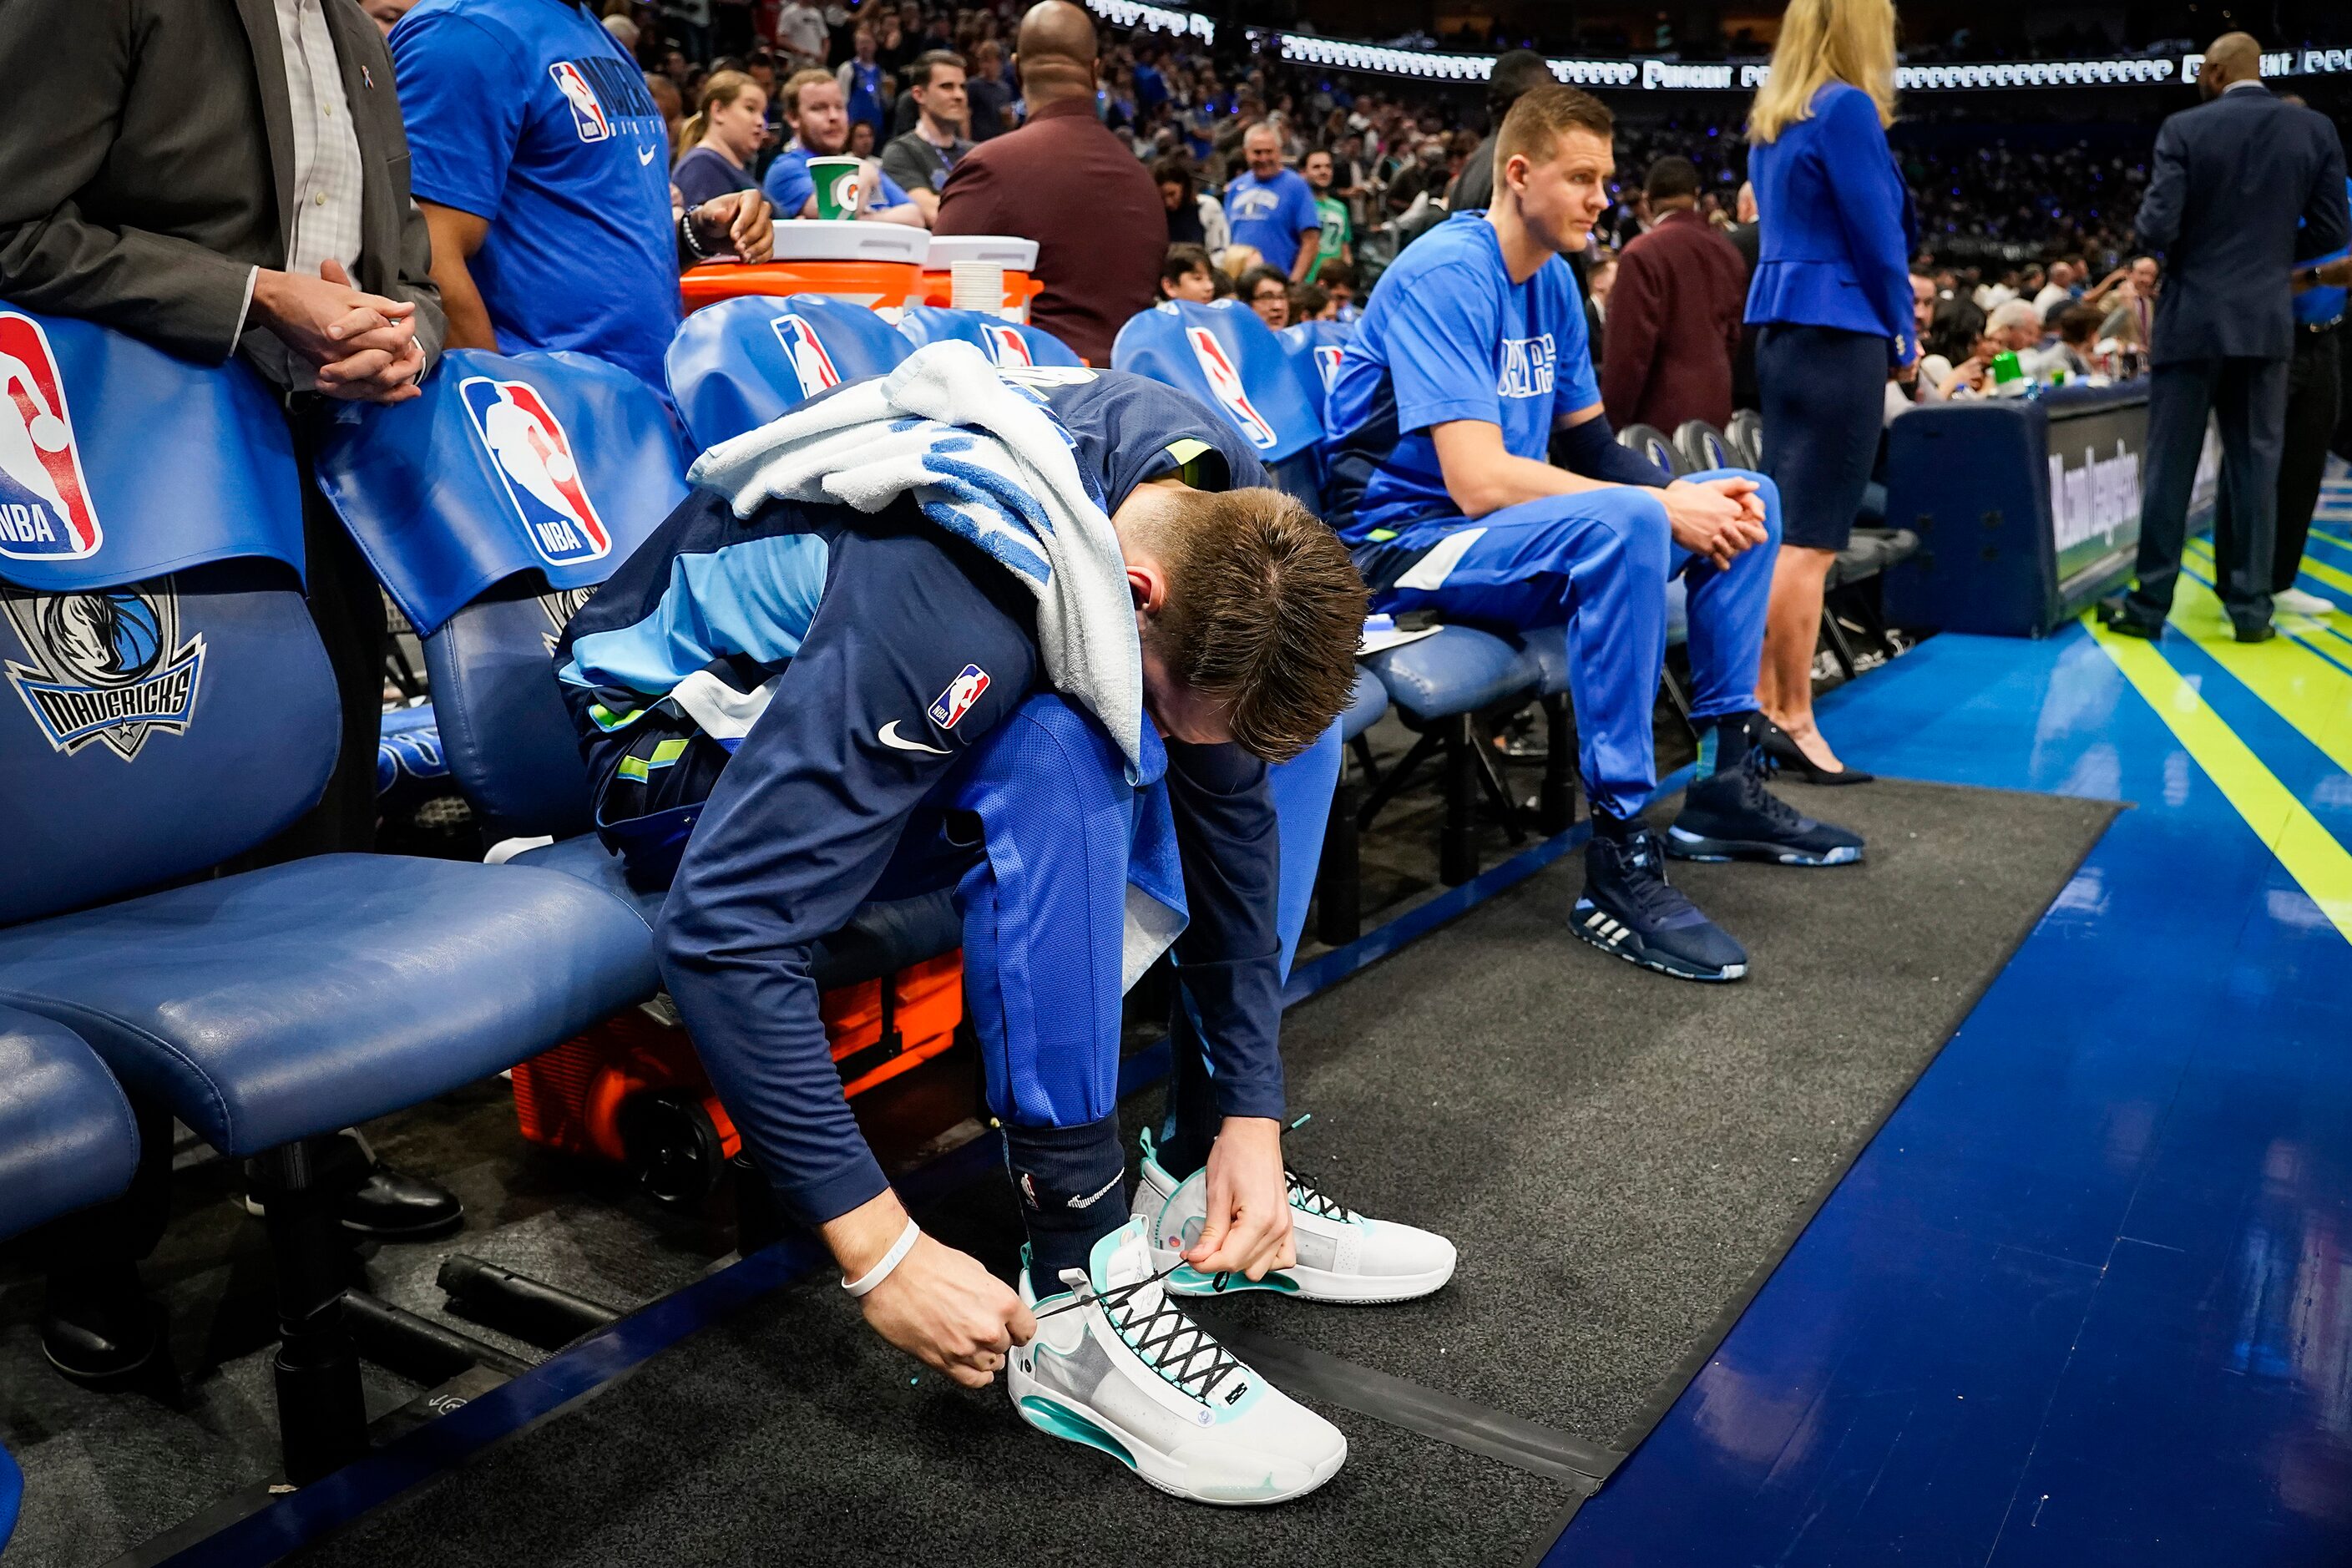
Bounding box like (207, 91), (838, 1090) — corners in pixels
(250, 258), (426, 403)
(1661, 473), (1770, 570)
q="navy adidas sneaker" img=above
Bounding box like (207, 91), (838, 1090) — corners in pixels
(1667, 746), (1865, 867)
(1571, 827), (1749, 982)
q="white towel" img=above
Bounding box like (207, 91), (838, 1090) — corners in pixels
(687, 342), (1149, 780)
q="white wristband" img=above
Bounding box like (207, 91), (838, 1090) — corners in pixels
(842, 1218), (921, 1297)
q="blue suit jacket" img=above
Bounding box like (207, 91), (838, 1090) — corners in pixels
(1744, 83), (1917, 364)
(2136, 83), (2349, 364)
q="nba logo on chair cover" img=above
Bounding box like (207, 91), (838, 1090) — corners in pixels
(0, 313), (103, 561)
(1184, 326), (1278, 448)
(771, 314), (843, 397)
(459, 377), (613, 569)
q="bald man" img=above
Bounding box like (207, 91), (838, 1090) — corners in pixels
(1226, 124), (1321, 281)
(932, 1), (1166, 362)
(2100, 32), (2349, 643)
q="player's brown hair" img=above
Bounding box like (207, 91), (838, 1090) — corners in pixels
(1494, 83), (1615, 176)
(1146, 487), (1366, 762)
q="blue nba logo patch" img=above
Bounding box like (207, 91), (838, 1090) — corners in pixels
(928, 665), (989, 729)
(549, 61), (612, 142)
(770, 313), (842, 397)
(458, 376), (612, 569)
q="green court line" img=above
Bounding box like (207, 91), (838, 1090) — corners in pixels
(2166, 572), (2352, 782)
(2188, 534), (2352, 614)
(2178, 550), (2352, 671)
(2087, 616), (2352, 944)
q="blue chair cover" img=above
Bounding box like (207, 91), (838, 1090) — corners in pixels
(1277, 318), (1353, 416)
(0, 308), (303, 591)
(666, 293), (912, 452)
(314, 348), (688, 637)
(897, 306), (1085, 368)
(1111, 301), (1323, 466)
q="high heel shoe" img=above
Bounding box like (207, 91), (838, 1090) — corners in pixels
(1759, 722), (1873, 786)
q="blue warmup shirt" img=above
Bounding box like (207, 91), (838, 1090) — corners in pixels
(2296, 176), (2352, 328)
(392, 0), (678, 390)
(1323, 210), (1601, 539)
(555, 368), (1284, 1222)
(1225, 168), (1321, 275)
(761, 144), (914, 219)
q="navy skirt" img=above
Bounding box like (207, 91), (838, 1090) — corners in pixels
(1756, 324), (1887, 552)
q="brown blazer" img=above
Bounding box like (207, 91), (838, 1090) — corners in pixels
(0, 0), (443, 366)
(1599, 207), (1746, 434)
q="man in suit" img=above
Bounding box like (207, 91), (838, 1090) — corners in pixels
(1601, 156), (1748, 434)
(2100, 33), (2349, 643)
(0, 0), (462, 1378)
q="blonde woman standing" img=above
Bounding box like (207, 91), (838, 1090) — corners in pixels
(1744, 0), (1915, 782)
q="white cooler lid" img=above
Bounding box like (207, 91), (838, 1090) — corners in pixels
(766, 220), (929, 266)
(922, 234), (1038, 271)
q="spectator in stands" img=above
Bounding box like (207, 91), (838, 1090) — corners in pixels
(1160, 242), (1216, 302)
(1744, 0), (1914, 785)
(2048, 302), (2104, 379)
(1323, 85), (1860, 988)
(1291, 281), (1336, 321)
(1317, 257), (1360, 321)
(933, 1), (1165, 365)
(1601, 154), (1748, 434)
(763, 68), (923, 225)
(645, 68), (686, 150)
(2096, 254), (2160, 354)
(1, 0), (466, 1371)
(1449, 48), (1555, 215)
(1226, 124), (1322, 284)
(965, 38), (1012, 140)
(367, 0), (420, 32)
(771, 0), (828, 68)
(1240, 265), (1292, 330)
(2032, 259), (2077, 317)
(1303, 149), (1353, 271)
(2102, 33), (2349, 644)
(395, 0), (771, 394)
(837, 23), (889, 149)
(879, 50), (972, 225)
(672, 70), (769, 210)
(1984, 299), (2051, 362)
(561, 364), (1420, 1502)
(1154, 156), (1227, 250)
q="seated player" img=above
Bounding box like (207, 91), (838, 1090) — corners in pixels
(557, 356), (1454, 1503)
(1323, 84), (1863, 984)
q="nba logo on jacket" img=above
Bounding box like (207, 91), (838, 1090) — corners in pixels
(459, 377), (613, 569)
(0, 313), (103, 562)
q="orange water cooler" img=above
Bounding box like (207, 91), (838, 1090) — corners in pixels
(680, 220), (930, 315)
(918, 234), (1044, 322)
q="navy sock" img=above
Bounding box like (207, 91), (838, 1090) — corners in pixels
(1004, 1114), (1127, 1294)
(1695, 711), (1760, 781)
(1591, 803), (1642, 842)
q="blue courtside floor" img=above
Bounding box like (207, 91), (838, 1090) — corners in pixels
(1542, 483), (2352, 1565)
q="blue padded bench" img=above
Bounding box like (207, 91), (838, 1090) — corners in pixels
(0, 1005), (139, 1242)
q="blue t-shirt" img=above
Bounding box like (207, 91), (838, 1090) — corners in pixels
(392, 0), (678, 391)
(672, 145), (756, 211)
(2295, 176), (2351, 328)
(761, 144), (913, 219)
(1224, 169), (1321, 275)
(1323, 211), (1601, 538)
(842, 60), (887, 140)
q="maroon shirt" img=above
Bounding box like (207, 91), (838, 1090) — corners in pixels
(933, 98), (1167, 366)
(1598, 207), (1748, 433)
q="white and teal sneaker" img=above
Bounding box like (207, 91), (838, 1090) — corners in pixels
(1132, 1131), (1458, 1305)
(1009, 1217), (1347, 1505)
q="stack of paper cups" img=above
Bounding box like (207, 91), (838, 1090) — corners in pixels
(950, 260), (1006, 317)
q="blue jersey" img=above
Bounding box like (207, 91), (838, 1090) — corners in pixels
(842, 60), (888, 139)
(761, 144), (913, 220)
(2295, 176), (2351, 328)
(1225, 169), (1321, 275)
(1323, 211), (1601, 538)
(392, 0), (680, 391)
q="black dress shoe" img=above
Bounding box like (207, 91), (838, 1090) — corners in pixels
(42, 1264), (162, 1385)
(2234, 620), (2276, 645)
(1758, 721), (1874, 786)
(242, 1133), (464, 1241)
(2096, 596), (2162, 640)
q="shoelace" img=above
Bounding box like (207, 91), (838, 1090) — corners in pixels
(1605, 829), (1697, 923)
(1733, 746), (1810, 833)
(1286, 1166), (1357, 1222)
(1037, 1262), (1244, 1403)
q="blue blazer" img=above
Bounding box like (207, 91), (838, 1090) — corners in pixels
(2137, 85), (2349, 364)
(1745, 83), (1917, 364)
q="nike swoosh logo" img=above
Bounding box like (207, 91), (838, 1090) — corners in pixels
(1066, 1173), (1123, 1210)
(878, 721), (949, 756)
(638, 144), (657, 165)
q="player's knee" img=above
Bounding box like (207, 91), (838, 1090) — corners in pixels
(1602, 488), (1674, 579)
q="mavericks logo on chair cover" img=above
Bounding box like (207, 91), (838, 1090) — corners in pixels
(460, 377), (613, 569)
(0, 312), (104, 561)
(4, 582), (204, 761)
(1183, 326), (1277, 448)
(539, 584), (598, 654)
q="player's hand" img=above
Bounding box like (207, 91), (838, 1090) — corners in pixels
(252, 259), (417, 370)
(691, 191), (773, 263)
(1662, 477), (1768, 571)
(1184, 1116), (1296, 1282)
(859, 1232), (1036, 1389)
